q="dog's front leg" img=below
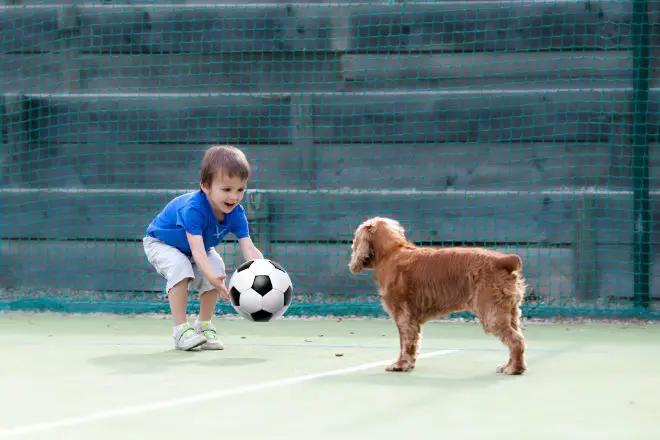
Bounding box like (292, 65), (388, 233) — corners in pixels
(386, 308), (419, 372)
(385, 323), (405, 371)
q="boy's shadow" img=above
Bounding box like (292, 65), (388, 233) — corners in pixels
(88, 350), (266, 375)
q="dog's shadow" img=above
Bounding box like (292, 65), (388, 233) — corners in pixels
(87, 350), (267, 375)
(320, 368), (513, 389)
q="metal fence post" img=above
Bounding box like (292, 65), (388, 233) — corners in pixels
(631, 0), (651, 309)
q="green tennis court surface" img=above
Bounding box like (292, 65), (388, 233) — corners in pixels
(0, 313), (658, 440)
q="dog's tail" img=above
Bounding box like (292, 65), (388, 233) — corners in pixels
(495, 254), (523, 273)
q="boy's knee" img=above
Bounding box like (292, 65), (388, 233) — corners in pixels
(200, 288), (218, 297)
(168, 277), (190, 295)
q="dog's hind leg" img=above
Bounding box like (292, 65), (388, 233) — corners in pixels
(480, 306), (526, 375)
(496, 326), (526, 375)
(493, 315), (526, 375)
(386, 308), (420, 372)
(510, 304), (522, 332)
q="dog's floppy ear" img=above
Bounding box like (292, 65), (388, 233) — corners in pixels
(348, 223), (375, 274)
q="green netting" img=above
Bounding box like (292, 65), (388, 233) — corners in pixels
(0, 0), (658, 319)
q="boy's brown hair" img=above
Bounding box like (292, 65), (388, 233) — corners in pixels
(200, 145), (250, 187)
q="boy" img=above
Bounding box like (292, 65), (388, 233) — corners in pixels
(143, 145), (264, 351)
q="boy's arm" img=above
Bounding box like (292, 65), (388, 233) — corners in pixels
(186, 232), (230, 298)
(238, 237), (264, 261)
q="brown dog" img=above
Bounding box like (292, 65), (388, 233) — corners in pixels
(348, 216), (527, 375)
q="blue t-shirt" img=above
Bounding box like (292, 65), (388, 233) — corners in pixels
(145, 190), (250, 256)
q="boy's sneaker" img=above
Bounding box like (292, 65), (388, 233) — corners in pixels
(195, 321), (224, 350)
(173, 323), (207, 351)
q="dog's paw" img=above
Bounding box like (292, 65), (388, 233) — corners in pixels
(496, 364), (526, 375)
(386, 361), (415, 372)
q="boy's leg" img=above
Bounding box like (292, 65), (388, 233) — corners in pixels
(196, 289), (223, 350)
(168, 278), (207, 351)
(168, 278), (190, 326)
(143, 237), (207, 351)
(191, 248), (226, 350)
(198, 288), (219, 323)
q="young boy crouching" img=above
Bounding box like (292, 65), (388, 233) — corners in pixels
(143, 145), (264, 350)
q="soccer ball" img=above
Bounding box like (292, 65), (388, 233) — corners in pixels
(228, 258), (293, 322)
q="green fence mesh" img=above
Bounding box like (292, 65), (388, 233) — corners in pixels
(0, 0), (659, 319)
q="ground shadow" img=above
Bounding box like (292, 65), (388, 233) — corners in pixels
(318, 368), (514, 389)
(88, 350), (267, 375)
(319, 346), (563, 389)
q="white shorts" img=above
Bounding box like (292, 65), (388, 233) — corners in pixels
(143, 236), (226, 294)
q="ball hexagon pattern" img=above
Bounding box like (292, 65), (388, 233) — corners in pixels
(228, 259), (293, 322)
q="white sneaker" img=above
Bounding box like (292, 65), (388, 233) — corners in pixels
(195, 321), (224, 350)
(173, 323), (207, 351)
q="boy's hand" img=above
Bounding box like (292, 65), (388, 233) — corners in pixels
(211, 275), (230, 301)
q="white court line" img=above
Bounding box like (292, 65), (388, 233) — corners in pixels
(0, 349), (456, 439)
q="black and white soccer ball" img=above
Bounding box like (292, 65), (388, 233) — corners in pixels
(228, 259), (293, 322)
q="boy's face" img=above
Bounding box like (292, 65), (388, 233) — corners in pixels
(201, 172), (247, 215)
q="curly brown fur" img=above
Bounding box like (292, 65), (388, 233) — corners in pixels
(349, 216), (527, 375)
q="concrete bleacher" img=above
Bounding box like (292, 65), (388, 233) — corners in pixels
(1, 0), (659, 311)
